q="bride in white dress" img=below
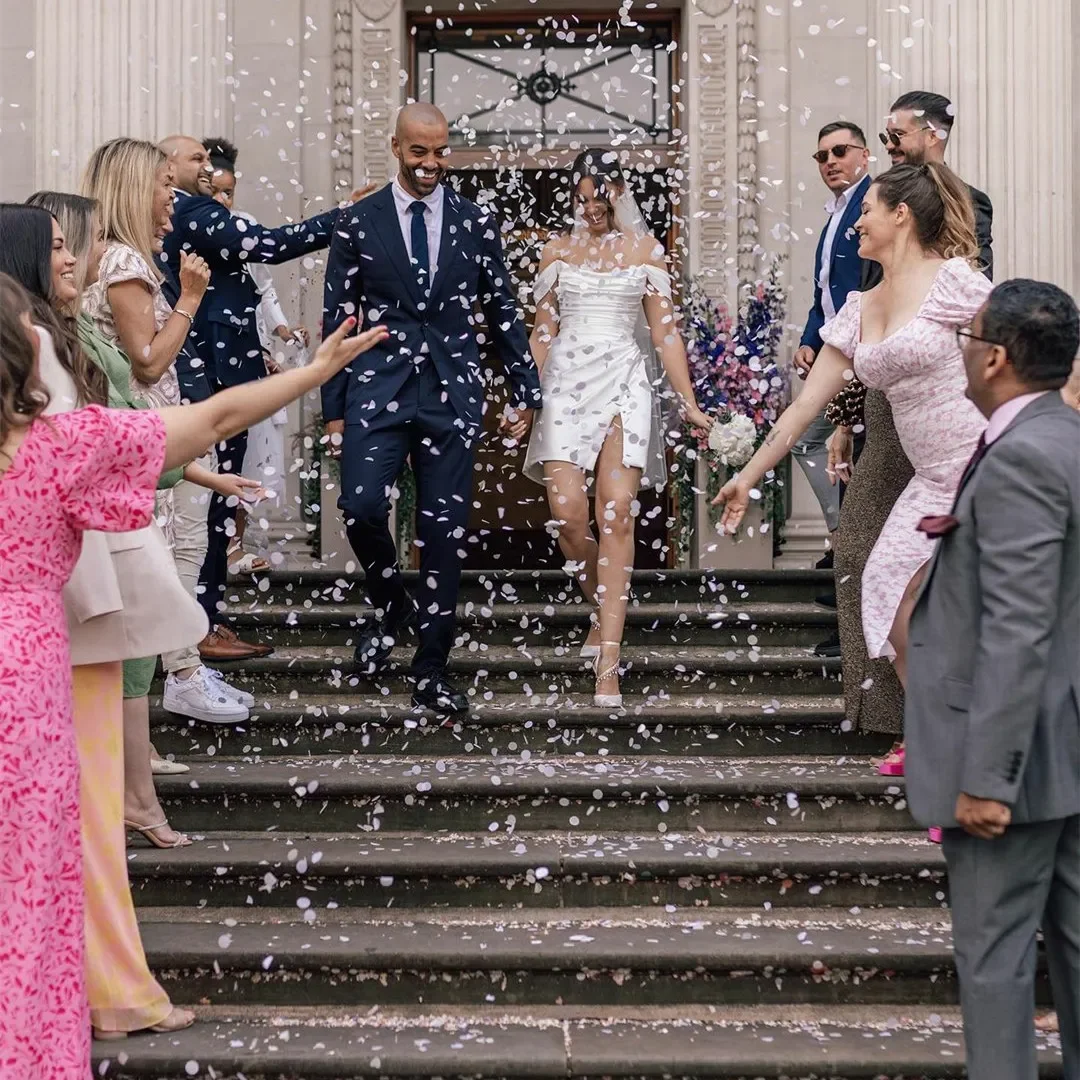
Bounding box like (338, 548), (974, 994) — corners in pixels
(523, 150), (712, 708)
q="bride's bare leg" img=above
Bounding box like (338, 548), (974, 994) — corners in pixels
(594, 420), (642, 699)
(544, 461), (600, 639)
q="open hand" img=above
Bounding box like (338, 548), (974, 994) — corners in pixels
(213, 474), (269, 503)
(710, 474), (754, 534)
(349, 183), (380, 203)
(309, 317), (388, 381)
(955, 793), (1011, 840)
(499, 406), (533, 444)
(826, 426), (853, 486)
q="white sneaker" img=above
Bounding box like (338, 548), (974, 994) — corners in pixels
(202, 666), (255, 708)
(164, 669), (249, 724)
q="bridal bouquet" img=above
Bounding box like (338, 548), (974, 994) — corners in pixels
(672, 260), (789, 560)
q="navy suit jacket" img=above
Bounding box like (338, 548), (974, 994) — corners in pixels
(800, 174), (872, 354)
(321, 183), (542, 440)
(162, 189), (339, 387)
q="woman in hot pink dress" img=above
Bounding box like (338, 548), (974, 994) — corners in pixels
(715, 163), (991, 771)
(0, 273), (386, 1077)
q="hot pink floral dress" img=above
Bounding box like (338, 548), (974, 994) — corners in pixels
(0, 406), (165, 1079)
(821, 257), (992, 659)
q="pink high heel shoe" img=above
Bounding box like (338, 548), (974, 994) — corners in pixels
(878, 744), (905, 776)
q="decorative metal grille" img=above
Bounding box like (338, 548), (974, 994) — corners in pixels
(411, 15), (677, 148)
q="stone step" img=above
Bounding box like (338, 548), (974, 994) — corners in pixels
(89, 1007), (1065, 1079)
(153, 756), (914, 834)
(150, 692), (888, 759)
(128, 830), (946, 910)
(229, 568), (835, 609)
(197, 645), (842, 696)
(221, 601), (837, 648)
(135, 906), (1050, 1008)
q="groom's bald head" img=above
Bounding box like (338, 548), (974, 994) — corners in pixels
(392, 104), (450, 200)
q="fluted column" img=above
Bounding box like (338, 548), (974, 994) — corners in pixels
(34, 0), (231, 190)
(870, 0), (1074, 291)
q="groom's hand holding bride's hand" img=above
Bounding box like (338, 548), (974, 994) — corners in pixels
(711, 475), (753, 534)
(499, 406), (534, 444)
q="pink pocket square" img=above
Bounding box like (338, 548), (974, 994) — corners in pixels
(917, 514), (959, 538)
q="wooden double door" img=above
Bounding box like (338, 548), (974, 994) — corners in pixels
(446, 161), (677, 571)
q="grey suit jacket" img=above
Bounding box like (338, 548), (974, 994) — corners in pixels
(905, 392), (1080, 827)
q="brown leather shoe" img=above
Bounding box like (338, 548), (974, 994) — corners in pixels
(198, 628), (266, 661)
(214, 624), (274, 658)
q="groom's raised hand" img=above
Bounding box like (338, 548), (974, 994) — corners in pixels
(499, 405), (534, 444)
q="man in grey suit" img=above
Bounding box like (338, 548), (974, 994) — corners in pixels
(906, 278), (1080, 1080)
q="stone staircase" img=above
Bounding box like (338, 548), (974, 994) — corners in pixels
(97, 569), (1063, 1079)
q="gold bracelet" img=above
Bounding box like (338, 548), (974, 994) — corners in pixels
(174, 308), (195, 324)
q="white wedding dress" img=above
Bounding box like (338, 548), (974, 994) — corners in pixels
(523, 259), (671, 489)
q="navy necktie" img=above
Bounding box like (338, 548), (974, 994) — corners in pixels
(408, 200), (429, 291)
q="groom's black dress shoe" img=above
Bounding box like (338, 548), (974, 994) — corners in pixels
(353, 603), (416, 675)
(412, 674), (469, 716)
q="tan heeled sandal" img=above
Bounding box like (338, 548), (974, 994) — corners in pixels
(593, 642), (623, 709)
(94, 1006), (197, 1040)
(124, 819), (193, 849)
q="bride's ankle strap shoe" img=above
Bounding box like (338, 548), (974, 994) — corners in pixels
(593, 641), (623, 709)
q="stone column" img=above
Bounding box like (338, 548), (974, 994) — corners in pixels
(870, 0), (1074, 291)
(33, 0), (230, 190)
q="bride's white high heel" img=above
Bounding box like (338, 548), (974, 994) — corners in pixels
(593, 642), (623, 709)
(579, 612), (601, 659)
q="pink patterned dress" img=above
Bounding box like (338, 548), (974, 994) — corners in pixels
(821, 257), (992, 659)
(0, 406), (166, 1079)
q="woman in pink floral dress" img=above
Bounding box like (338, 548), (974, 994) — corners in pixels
(0, 274), (386, 1078)
(716, 163), (991, 770)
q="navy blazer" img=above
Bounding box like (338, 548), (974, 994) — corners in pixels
(800, 174), (872, 354)
(321, 183), (542, 438)
(162, 189), (339, 387)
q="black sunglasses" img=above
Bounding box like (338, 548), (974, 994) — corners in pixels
(812, 144), (865, 164)
(878, 125), (933, 148)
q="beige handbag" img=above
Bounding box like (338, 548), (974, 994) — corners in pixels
(66, 521), (208, 666)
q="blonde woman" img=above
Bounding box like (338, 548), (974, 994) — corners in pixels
(83, 138), (263, 729)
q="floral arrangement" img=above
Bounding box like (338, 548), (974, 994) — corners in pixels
(671, 259), (790, 564)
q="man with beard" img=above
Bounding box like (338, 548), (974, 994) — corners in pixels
(322, 103), (542, 715)
(877, 90), (993, 279)
(159, 134), (342, 645)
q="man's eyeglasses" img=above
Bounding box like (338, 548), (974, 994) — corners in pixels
(811, 144), (865, 164)
(878, 126), (933, 148)
(956, 327), (1004, 349)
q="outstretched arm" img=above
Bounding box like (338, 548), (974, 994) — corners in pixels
(711, 344), (851, 532)
(182, 198), (340, 267)
(159, 318), (387, 471)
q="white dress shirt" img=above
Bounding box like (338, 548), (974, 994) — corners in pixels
(818, 173), (867, 320)
(392, 177), (444, 277)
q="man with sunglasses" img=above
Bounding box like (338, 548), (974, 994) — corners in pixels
(792, 121), (873, 656)
(878, 90), (993, 279)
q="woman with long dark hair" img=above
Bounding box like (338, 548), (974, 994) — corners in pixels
(0, 269), (386, 1076)
(523, 149), (711, 708)
(715, 162), (992, 776)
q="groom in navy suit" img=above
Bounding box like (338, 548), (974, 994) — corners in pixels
(322, 103), (542, 715)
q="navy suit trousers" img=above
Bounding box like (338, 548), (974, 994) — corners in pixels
(339, 363), (474, 676)
(198, 417), (248, 623)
